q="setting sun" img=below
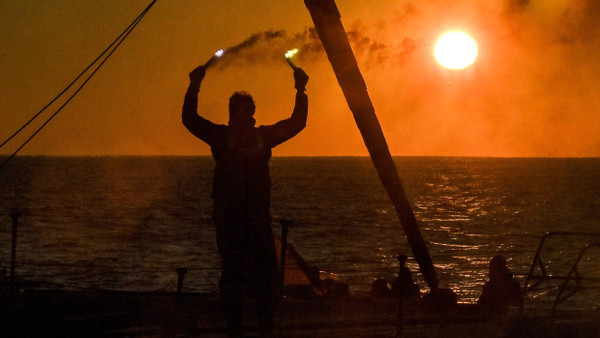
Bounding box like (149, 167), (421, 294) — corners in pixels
(434, 31), (478, 69)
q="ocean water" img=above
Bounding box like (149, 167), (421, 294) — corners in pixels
(0, 156), (599, 309)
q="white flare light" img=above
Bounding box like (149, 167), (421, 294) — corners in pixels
(204, 48), (225, 68)
(285, 48), (298, 59)
(285, 48), (299, 69)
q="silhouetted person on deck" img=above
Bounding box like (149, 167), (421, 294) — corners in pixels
(182, 64), (309, 337)
(391, 255), (420, 304)
(477, 255), (523, 313)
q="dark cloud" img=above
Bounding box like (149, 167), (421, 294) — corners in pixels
(394, 3), (419, 24)
(345, 20), (393, 64)
(289, 27), (323, 60)
(226, 30), (285, 54)
(564, 0), (600, 43)
(504, 0), (529, 14)
(502, 0), (600, 45)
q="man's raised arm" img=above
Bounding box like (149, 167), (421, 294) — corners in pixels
(262, 68), (309, 148)
(182, 65), (221, 145)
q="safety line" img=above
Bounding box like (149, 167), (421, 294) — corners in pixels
(0, 0), (157, 170)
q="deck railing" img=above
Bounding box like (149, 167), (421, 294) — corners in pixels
(521, 231), (600, 318)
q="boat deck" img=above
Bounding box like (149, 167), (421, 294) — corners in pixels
(2, 289), (598, 337)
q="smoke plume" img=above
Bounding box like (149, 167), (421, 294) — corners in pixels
(208, 24), (403, 69)
(208, 28), (320, 69)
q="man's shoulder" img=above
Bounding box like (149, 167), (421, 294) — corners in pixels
(256, 125), (273, 133)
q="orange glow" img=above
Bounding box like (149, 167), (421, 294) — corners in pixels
(2, 1), (600, 157)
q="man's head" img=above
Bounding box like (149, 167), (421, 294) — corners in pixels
(397, 255), (407, 266)
(229, 92), (255, 125)
(489, 255), (507, 279)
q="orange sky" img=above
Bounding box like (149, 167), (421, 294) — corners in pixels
(2, 0), (600, 157)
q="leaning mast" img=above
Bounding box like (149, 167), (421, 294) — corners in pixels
(304, 0), (439, 290)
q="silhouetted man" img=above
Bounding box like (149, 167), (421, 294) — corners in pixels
(391, 255), (420, 303)
(182, 64), (308, 337)
(477, 255), (523, 313)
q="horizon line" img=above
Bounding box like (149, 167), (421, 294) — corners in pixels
(2, 154), (600, 159)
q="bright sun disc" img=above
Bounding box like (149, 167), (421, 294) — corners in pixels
(434, 31), (478, 69)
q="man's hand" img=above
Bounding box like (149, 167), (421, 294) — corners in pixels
(294, 68), (309, 91)
(189, 65), (206, 87)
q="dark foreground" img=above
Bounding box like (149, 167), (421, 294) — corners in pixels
(1, 290), (599, 337)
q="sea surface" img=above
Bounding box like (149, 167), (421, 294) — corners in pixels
(1, 156), (599, 310)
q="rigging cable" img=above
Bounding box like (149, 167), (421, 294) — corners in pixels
(0, 0), (156, 150)
(0, 0), (157, 170)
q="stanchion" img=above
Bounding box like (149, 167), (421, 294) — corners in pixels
(396, 294), (404, 337)
(10, 212), (20, 295)
(176, 268), (188, 305)
(279, 219), (292, 295)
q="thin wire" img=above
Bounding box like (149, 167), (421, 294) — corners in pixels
(0, 0), (157, 170)
(0, 1), (155, 150)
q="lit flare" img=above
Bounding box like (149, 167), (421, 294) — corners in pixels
(285, 48), (299, 69)
(204, 49), (225, 68)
